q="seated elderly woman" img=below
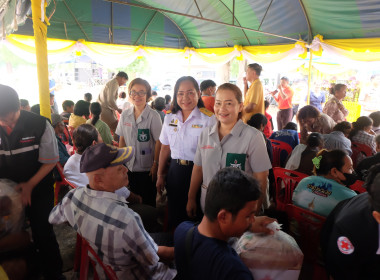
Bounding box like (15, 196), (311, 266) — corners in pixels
(292, 149), (357, 217)
(297, 105), (335, 144)
(285, 133), (323, 174)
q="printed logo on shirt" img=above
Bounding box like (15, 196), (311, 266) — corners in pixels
(307, 182), (332, 197)
(226, 153), (246, 171)
(337, 236), (354, 255)
(192, 124), (203, 128)
(124, 122), (132, 127)
(137, 129), (150, 142)
(201, 145), (214, 149)
(20, 136), (36, 143)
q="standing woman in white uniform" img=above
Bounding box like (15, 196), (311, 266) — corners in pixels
(157, 76), (216, 228)
(186, 83), (272, 218)
(116, 78), (162, 207)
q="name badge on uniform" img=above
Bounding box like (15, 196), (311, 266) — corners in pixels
(169, 119), (178, 127)
(192, 124), (203, 128)
(226, 153), (246, 171)
(137, 129), (150, 142)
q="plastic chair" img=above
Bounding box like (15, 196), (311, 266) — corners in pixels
(270, 139), (293, 167)
(285, 204), (326, 261)
(349, 180), (366, 194)
(64, 178), (78, 189)
(351, 142), (373, 168)
(79, 236), (118, 280)
(285, 204), (328, 280)
(273, 167), (308, 211)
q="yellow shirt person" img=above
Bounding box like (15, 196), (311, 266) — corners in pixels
(243, 63), (264, 123)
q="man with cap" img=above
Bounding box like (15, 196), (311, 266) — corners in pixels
(321, 163), (380, 279)
(51, 114), (70, 165)
(49, 143), (176, 279)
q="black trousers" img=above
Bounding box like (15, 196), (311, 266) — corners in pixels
(166, 160), (194, 228)
(128, 171), (157, 207)
(26, 181), (63, 279)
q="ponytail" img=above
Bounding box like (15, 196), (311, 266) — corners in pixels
(89, 102), (102, 126)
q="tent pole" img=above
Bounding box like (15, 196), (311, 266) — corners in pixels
(193, 0), (203, 18)
(110, 3), (114, 43)
(298, 0), (312, 43)
(105, 0), (304, 43)
(31, 0), (50, 120)
(135, 12), (157, 45)
(218, 0), (251, 45)
(307, 51), (313, 105)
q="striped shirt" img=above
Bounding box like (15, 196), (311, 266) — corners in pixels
(49, 187), (176, 280)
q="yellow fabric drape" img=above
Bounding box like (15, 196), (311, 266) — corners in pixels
(31, 0), (50, 120)
(323, 38), (380, 61)
(242, 44), (299, 63)
(7, 34), (76, 54)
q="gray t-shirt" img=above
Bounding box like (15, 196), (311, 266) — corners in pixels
(194, 120), (272, 208)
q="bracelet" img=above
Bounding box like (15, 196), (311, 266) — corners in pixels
(157, 174), (166, 177)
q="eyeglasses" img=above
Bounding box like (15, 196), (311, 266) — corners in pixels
(130, 90), (147, 97)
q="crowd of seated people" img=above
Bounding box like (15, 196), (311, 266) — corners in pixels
(2, 69), (380, 280)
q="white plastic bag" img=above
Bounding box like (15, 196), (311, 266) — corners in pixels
(234, 222), (303, 280)
(0, 179), (24, 238)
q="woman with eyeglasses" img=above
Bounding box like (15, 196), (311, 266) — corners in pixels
(116, 78), (162, 207)
(157, 76), (216, 228)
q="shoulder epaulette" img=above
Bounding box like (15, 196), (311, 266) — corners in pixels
(166, 110), (172, 114)
(199, 107), (213, 117)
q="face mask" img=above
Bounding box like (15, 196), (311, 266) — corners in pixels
(340, 172), (358, 187)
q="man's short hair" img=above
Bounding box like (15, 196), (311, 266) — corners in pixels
(0, 85), (20, 117)
(62, 100), (74, 111)
(333, 121), (351, 133)
(247, 63), (262, 76)
(369, 111), (380, 127)
(364, 163), (380, 212)
(284, 122), (297, 131)
(264, 100), (270, 110)
(153, 97), (165, 111)
(84, 93), (92, 102)
(247, 113), (267, 130)
(204, 167), (261, 222)
(20, 99), (29, 107)
(116, 71), (128, 80)
(200, 80), (217, 92)
(30, 104), (40, 115)
(280, 77), (289, 82)
(74, 100), (90, 117)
